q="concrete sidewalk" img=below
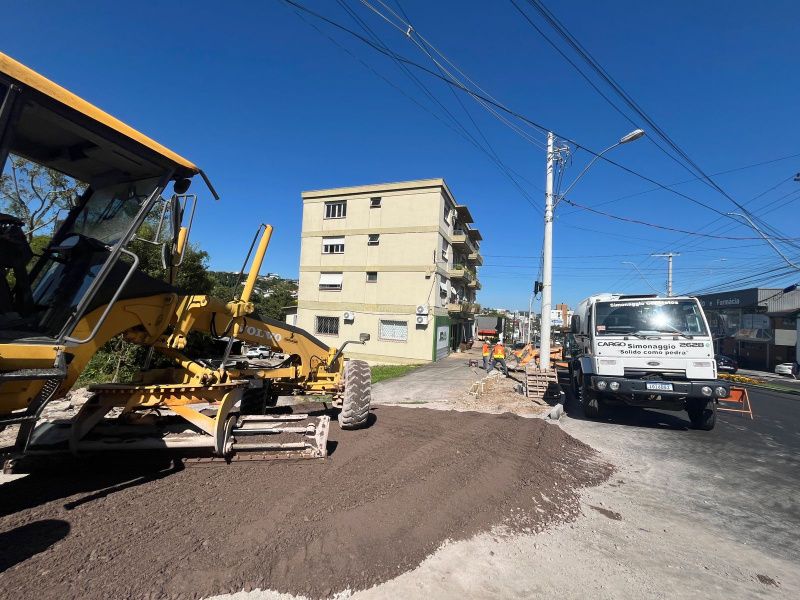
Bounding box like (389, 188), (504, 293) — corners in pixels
(371, 348), (488, 406)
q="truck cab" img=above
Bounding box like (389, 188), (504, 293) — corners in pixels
(568, 293), (729, 430)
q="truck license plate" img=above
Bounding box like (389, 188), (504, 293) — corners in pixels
(646, 382), (673, 391)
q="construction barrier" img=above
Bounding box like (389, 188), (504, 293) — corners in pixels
(717, 386), (753, 420)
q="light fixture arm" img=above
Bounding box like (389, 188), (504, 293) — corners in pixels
(728, 212), (800, 270)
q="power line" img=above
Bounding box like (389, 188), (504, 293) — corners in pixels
(281, 0), (752, 226)
(288, 0), (544, 213)
(560, 153), (800, 216)
(561, 198), (800, 241)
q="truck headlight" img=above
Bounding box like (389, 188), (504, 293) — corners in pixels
(609, 381), (620, 391)
(715, 386), (728, 398)
(701, 386), (713, 397)
(597, 380), (608, 390)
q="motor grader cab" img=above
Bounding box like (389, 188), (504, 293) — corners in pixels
(0, 53), (371, 463)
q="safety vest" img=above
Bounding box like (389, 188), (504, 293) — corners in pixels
(482, 344), (490, 356)
(492, 344), (505, 359)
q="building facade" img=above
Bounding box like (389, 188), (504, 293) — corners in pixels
(296, 179), (482, 364)
(698, 287), (800, 370)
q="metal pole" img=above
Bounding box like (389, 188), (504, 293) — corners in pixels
(540, 132), (555, 370)
(527, 290), (534, 344)
(667, 254), (673, 296)
(652, 252), (679, 297)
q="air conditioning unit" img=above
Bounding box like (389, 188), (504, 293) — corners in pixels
(450, 209), (457, 223)
(343, 311), (355, 322)
(416, 314), (429, 326)
(415, 304), (429, 315)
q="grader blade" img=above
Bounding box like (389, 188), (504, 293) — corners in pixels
(22, 382), (331, 462)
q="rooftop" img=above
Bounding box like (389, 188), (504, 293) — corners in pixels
(302, 178), (457, 206)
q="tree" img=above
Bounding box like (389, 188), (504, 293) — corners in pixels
(0, 155), (86, 241)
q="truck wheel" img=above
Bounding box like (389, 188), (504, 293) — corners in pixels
(687, 399), (716, 431)
(583, 390), (602, 419)
(574, 370), (602, 419)
(339, 360), (371, 429)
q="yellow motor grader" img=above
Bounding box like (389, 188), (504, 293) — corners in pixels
(0, 52), (370, 462)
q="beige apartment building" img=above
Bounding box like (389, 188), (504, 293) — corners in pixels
(296, 179), (482, 364)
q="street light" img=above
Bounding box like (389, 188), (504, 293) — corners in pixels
(539, 128), (645, 371)
(622, 261), (663, 294)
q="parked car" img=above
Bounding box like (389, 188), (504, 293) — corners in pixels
(246, 346), (271, 359)
(775, 362), (799, 379)
(715, 354), (738, 374)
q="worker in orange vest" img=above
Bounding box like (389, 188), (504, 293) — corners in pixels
(481, 341), (491, 370)
(491, 341), (508, 376)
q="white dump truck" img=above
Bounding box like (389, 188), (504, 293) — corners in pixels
(567, 294), (730, 430)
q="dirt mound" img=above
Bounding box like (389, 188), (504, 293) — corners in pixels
(0, 405), (611, 599)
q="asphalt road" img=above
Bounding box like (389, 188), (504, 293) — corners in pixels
(560, 380), (800, 564)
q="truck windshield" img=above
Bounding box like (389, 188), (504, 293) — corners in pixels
(594, 299), (708, 337)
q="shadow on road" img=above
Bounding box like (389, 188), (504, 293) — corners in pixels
(0, 519), (70, 572)
(559, 372), (691, 431)
(1, 456), (183, 517)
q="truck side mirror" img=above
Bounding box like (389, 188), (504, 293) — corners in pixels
(570, 314), (581, 334)
(359, 333), (370, 343)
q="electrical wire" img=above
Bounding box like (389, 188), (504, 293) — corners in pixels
(280, 0), (757, 228)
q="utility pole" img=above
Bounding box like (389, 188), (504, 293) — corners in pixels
(527, 289), (534, 344)
(540, 132), (555, 370)
(652, 252), (679, 296)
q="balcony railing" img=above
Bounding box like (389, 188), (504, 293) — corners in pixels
(450, 264), (475, 281)
(447, 301), (481, 314)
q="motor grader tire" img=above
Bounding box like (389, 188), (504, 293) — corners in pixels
(339, 359), (371, 429)
(240, 385), (278, 415)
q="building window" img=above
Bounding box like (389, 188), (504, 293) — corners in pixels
(379, 319), (408, 341)
(324, 200), (347, 219)
(316, 316), (340, 336)
(370, 197), (382, 208)
(443, 202), (452, 224)
(367, 234), (380, 246)
(441, 238), (449, 261)
(366, 271), (378, 283)
(322, 236), (345, 254)
(318, 272), (343, 291)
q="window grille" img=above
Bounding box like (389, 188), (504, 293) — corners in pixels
(315, 316), (340, 335)
(379, 320), (408, 341)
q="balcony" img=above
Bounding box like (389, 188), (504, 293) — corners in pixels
(467, 251), (483, 266)
(466, 225), (482, 242)
(451, 229), (468, 248)
(447, 301), (481, 315)
(449, 264), (475, 282)
(454, 204), (474, 224)
(468, 279), (481, 290)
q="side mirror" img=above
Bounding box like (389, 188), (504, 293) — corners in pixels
(359, 333), (370, 343)
(173, 178), (192, 195)
(570, 314), (581, 334)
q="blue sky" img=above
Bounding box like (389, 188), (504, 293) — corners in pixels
(4, 0), (799, 309)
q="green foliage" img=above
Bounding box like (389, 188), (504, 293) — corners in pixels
(208, 271), (298, 321)
(77, 337), (149, 386)
(0, 155), (86, 240)
(370, 364), (420, 384)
